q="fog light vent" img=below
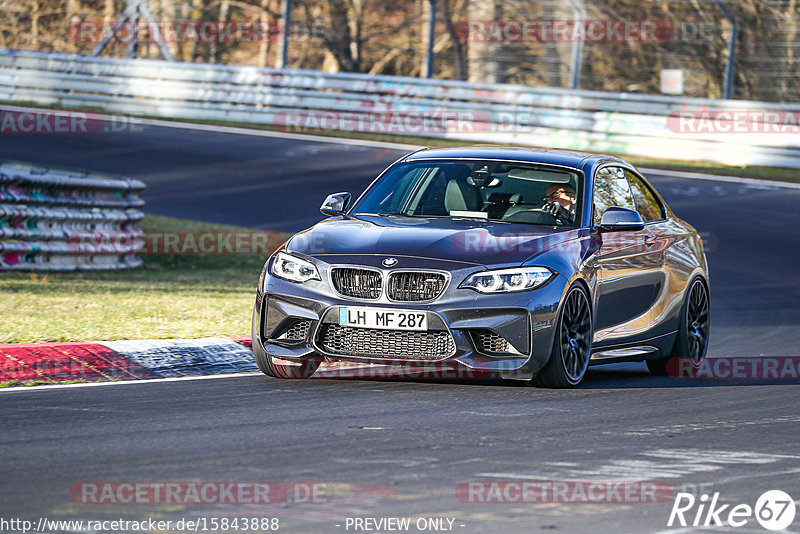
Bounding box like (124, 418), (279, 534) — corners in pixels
(276, 319), (312, 342)
(472, 329), (519, 355)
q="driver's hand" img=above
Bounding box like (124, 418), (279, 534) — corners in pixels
(543, 202), (571, 223)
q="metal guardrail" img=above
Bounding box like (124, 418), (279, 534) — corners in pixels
(0, 50), (799, 168)
(0, 160), (145, 270)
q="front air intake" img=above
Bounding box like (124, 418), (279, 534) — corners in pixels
(387, 271), (447, 302)
(330, 267), (382, 300)
(317, 324), (456, 359)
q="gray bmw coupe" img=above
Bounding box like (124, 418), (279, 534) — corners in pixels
(252, 147), (709, 387)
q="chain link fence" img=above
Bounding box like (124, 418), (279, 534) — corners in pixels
(1, 0), (798, 102)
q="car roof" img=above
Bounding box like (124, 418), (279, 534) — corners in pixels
(401, 146), (629, 171)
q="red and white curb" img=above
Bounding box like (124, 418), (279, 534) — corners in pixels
(0, 336), (257, 386)
(0, 336), (491, 387)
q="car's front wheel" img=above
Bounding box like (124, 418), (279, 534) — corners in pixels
(254, 347), (320, 379)
(647, 277), (710, 376)
(533, 283), (593, 388)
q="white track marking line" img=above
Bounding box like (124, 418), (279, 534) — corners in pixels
(0, 371), (262, 394)
(3, 105), (798, 189)
(141, 117), (423, 151)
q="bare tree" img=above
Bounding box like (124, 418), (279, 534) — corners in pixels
(440, 0), (466, 79)
(324, 0), (361, 71)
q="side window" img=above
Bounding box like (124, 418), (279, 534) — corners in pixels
(626, 170), (664, 222)
(593, 166), (635, 225)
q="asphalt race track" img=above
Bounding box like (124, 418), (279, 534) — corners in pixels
(1, 122), (799, 533)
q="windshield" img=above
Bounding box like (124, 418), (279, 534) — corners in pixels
(352, 160), (581, 226)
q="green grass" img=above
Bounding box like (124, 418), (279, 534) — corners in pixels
(0, 379), (91, 387)
(0, 215), (287, 344)
(4, 99), (798, 184)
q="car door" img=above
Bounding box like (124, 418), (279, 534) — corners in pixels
(625, 168), (673, 338)
(592, 166), (664, 347)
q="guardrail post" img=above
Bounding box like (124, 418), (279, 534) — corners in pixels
(139, 1), (174, 61)
(90, 0), (174, 61)
(280, 0), (292, 69)
(424, 0), (437, 78)
(714, 0), (738, 99)
(127, 0), (140, 59)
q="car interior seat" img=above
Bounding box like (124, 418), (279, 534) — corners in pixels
(444, 177), (482, 213)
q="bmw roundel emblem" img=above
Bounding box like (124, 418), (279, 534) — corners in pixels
(382, 257), (398, 267)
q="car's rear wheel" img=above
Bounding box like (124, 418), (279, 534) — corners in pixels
(534, 283), (593, 388)
(647, 277), (710, 376)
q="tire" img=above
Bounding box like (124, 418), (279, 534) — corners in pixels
(252, 305), (320, 379)
(647, 277), (710, 376)
(533, 283), (593, 388)
(254, 345), (320, 379)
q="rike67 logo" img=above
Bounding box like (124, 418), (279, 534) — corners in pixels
(668, 490), (796, 531)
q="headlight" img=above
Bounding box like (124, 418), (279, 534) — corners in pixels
(461, 266), (554, 293)
(270, 251), (321, 284)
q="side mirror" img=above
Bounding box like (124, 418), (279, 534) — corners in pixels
(599, 206), (644, 231)
(320, 192), (351, 217)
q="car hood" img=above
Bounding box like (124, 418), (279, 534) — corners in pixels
(285, 215), (579, 267)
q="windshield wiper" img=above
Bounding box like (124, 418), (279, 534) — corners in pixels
(356, 213), (516, 224)
(354, 213), (410, 218)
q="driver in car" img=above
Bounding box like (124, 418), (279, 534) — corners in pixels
(543, 183), (577, 224)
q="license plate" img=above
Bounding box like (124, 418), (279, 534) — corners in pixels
(338, 307), (427, 331)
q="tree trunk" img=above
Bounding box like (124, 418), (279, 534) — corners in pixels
(466, 0), (500, 83)
(30, 0), (40, 48)
(325, 0), (359, 72)
(160, 0), (180, 59)
(211, 0), (230, 63)
(441, 0), (466, 80)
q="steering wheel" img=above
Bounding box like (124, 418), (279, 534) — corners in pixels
(541, 202), (577, 225)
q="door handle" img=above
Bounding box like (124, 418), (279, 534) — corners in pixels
(643, 235), (656, 245)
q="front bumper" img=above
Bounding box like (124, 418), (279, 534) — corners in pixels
(252, 256), (567, 380)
